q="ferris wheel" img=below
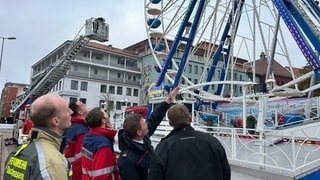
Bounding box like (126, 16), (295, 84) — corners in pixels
(144, 0), (320, 105)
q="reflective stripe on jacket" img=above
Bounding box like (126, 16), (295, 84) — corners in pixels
(64, 117), (89, 180)
(3, 126), (70, 180)
(81, 127), (120, 180)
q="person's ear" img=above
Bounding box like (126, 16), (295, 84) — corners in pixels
(137, 129), (142, 137)
(52, 117), (60, 127)
(102, 118), (106, 124)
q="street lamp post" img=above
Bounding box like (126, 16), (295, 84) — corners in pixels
(0, 36), (16, 71)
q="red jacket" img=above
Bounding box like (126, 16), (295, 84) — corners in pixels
(63, 117), (89, 180)
(81, 127), (120, 180)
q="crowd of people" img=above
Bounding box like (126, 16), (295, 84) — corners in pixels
(3, 87), (231, 180)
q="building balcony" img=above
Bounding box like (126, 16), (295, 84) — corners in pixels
(57, 90), (80, 97)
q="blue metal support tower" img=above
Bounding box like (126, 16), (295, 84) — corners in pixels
(154, 0), (206, 88)
(146, 0), (206, 118)
(272, 0), (320, 79)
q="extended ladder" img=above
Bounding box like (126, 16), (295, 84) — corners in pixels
(11, 17), (109, 113)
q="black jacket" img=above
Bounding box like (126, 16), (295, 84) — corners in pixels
(118, 101), (171, 180)
(148, 125), (231, 180)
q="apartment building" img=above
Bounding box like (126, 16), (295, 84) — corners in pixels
(31, 41), (142, 119)
(125, 39), (252, 98)
(0, 82), (28, 118)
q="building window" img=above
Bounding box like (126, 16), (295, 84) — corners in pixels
(133, 103), (138, 106)
(80, 81), (88, 91)
(194, 66), (198, 74)
(80, 98), (86, 104)
(100, 84), (107, 93)
(71, 80), (78, 90)
(133, 89), (139, 97)
(194, 79), (198, 84)
(96, 55), (102, 60)
(118, 57), (125, 65)
(117, 86), (123, 95)
(58, 81), (62, 90)
(239, 74), (243, 81)
(109, 86), (115, 94)
(118, 73), (121, 78)
(70, 97), (77, 103)
(93, 68), (98, 75)
(188, 64), (192, 73)
(126, 88), (132, 96)
(116, 101), (122, 110)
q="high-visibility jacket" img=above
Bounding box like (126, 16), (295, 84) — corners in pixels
(64, 117), (89, 180)
(3, 126), (71, 180)
(81, 127), (120, 180)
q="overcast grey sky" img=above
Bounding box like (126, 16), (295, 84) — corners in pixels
(0, 0), (311, 92)
(0, 0), (146, 90)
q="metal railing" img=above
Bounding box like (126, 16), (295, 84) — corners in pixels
(151, 111), (320, 176)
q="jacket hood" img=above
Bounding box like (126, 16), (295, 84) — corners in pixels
(90, 127), (117, 143)
(118, 129), (148, 151)
(71, 117), (88, 127)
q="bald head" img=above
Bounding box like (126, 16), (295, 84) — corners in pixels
(167, 104), (191, 128)
(31, 94), (72, 135)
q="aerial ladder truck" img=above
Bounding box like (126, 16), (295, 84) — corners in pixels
(11, 17), (109, 145)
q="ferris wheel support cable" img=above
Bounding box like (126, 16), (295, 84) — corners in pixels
(211, 0), (245, 109)
(203, 0), (245, 92)
(265, 14), (281, 82)
(198, 0), (229, 85)
(208, 0), (245, 95)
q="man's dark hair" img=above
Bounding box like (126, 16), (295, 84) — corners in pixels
(123, 114), (143, 139)
(69, 100), (79, 117)
(85, 107), (104, 128)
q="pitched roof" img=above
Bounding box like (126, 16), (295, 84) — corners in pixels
(87, 42), (140, 59)
(247, 58), (292, 77)
(286, 66), (302, 77)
